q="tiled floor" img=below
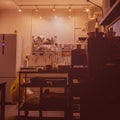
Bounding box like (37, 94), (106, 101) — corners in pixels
(5, 105), (17, 120)
(5, 105), (64, 120)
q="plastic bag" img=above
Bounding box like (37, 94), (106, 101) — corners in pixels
(10, 76), (24, 103)
(10, 76), (34, 104)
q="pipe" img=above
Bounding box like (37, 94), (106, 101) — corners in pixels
(86, 0), (103, 17)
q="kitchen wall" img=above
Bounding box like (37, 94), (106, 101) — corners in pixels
(102, 0), (110, 15)
(0, 9), (88, 70)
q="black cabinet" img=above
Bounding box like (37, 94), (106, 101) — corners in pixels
(87, 36), (108, 79)
(82, 35), (120, 120)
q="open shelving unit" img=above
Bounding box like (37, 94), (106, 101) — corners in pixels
(18, 70), (68, 120)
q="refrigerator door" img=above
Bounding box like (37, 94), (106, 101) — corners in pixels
(0, 34), (16, 102)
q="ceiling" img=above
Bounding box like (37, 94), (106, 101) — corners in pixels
(0, 0), (103, 10)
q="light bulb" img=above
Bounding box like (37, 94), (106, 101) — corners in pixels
(68, 6), (72, 12)
(18, 6), (22, 12)
(35, 6), (39, 12)
(18, 8), (22, 12)
(53, 5), (56, 12)
(85, 8), (89, 12)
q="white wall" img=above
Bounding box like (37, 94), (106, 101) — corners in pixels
(113, 19), (120, 36)
(0, 9), (88, 70)
(102, 0), (110, 15)
(0, 10), (32, 71)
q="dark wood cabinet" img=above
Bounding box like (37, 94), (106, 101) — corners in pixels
(80, 35), (120, 120)
(87, 36), (108, 79)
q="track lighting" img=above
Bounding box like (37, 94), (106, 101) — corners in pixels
(17, 4), (90, 12)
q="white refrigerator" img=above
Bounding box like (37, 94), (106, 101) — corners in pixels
(0, 34), (16, 103)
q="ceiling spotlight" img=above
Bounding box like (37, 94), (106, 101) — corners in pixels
(39, 16), (42, 19)
(18, 6), (22, 12)
(35, 6), (39, 12)
(68, 5), (72, 12)
(53, 5), (56, 12)
(85, 8), (90, 12)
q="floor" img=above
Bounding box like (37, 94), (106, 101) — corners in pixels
(5, 105), (17, 120)
(5, 105), (64, 120)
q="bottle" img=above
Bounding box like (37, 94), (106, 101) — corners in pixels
(95, 18), (99, 37)
(24, 55), (29, 67)
(14, 30), (17, 34)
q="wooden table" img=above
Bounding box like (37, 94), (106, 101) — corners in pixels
(0, 82), (6, 120)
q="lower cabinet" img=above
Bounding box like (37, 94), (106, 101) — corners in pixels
(68, 68), (88, 120)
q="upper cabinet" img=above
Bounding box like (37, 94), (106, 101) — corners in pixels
(100, 0), (120, 26)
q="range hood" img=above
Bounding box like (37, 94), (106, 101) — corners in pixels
(100, 0), (120, 26)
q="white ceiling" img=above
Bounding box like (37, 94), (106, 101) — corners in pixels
(0, 0), (103, 10)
